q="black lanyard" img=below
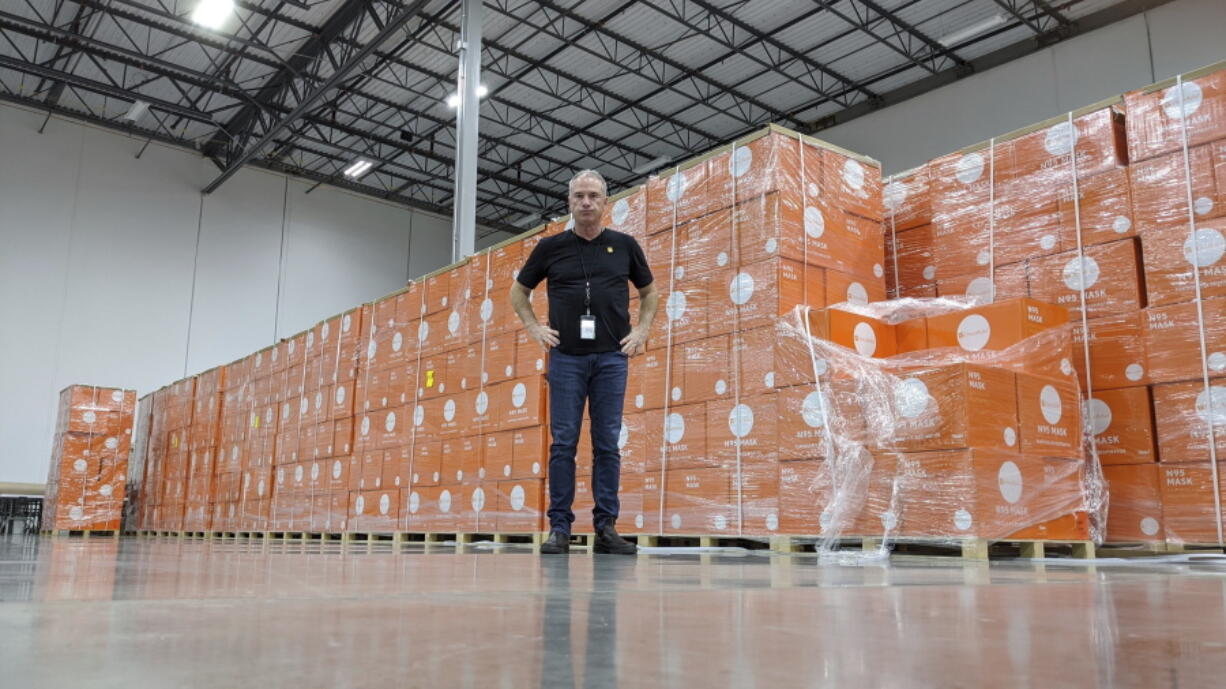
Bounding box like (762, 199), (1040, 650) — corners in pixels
(571, 230), (593, 315)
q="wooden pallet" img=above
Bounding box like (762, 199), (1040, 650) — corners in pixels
(767, 535), (1099, 560)
(41, 529), (120, 539)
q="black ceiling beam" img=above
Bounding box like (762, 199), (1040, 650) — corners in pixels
(990, 0), (1072, 38)
(202, 0), (434, 194)
(811, 0), (969, 75)
(200, 0), (377, 160)
(34, 0), (99, 106)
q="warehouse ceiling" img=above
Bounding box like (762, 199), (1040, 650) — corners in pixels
(0, 0), (1160, 236)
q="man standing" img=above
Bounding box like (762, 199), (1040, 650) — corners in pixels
(511, 170), (658, 554)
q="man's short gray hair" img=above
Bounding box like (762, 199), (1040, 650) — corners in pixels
(568, 169), (607, 196)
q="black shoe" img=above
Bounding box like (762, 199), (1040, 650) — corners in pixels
(540, 531), (570, 554)
(594, 524), (637, 554)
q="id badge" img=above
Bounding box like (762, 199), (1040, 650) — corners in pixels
(579, 315), (597, 340)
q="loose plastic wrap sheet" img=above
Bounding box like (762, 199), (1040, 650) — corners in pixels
(43, 385), (136, 531)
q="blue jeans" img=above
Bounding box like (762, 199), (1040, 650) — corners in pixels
(546, 349), (628, 534)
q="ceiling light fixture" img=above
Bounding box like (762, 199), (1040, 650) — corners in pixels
(191, 0), (235, 31)
(343, 159), (374, 178)
(123, 100), (150, 122)
(937, 14), (1007, 47)
(446, 84), (489, 108)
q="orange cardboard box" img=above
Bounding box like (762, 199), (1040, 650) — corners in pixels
(443, 435), (483, 484)
(1141, 217), (1226, 307)
(734, 191), (884, 279)
(1124, 65), (1226, 162)
(498, 376), (547, 431)
(887, 364), (1019, 452)
(61, 385), (137, 414)
(935, 263), (1027, 303)
(644, 403), (708, 472)
(646, 161), (710, 233)
(484, 430), (515, 481)
(1071, 312), (1150, 390)
(884, 164), (932, 232)
(425, 270), (454, 316)
(514, 329), (548, 379)
(825, 268), (886, 307)
(1158, 463), (1226, 544)
(333, 416), (354, 457)
(674, 209), (732, 279)
(678, 335), (730, 405)
(925, 298), (1069, 354)
(602, 187), (647, 239)
(660, 276), (709, 346)
(1027, 238), (1144, 319)
(494, 479), (545, 532)
(709, 258), (825, 334)
(1016, 373), (1082, 459)
(363, 488), (400, 533)
(731, 463), (782, 536)
(778, 460), (832, 534)
(438, 391), (470, 438)
(886, 225), (934, 293)
(1129, 144), (1222, 233)
(1103, 464), (1166, 542)
(484, 331), (517, 385)
(620, 472), (655, 534)
(619, 413), (647, 474)
(777, 384), (866, 461)
(327, 455), (350, 489)
(1144, 297), (1226, 384)
(896, 318), (928, 353)
(1152, 378), (1226, 463)
(1058, 166), (1135, 248)
(705, 394), (779, 466)
(409, 396), (442, 442)
(384, 447), (409, 490)
(807, 307), (897, 358)
(416, 352), (448, 399)
(63, 408), (130, 437)
(629, 347), (670, 412)
(512, 426), (549, 480)
(663, 467), (735, 535)
(411, 440), (443, 487)
(1085, 386), (1157, 465)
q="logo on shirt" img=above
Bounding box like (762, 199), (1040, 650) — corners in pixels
(607, 246), (614, 253)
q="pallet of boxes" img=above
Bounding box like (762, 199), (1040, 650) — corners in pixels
(42, 385), (135, 536)
(885, 60), (1226, 551)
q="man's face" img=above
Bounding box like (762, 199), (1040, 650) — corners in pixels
(568, 176), (607, 224)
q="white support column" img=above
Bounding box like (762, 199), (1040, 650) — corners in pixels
(451, 0), (483, 262)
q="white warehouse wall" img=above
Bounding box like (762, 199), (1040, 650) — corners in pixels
(818, 0), (1226, 174)
(0, 101), (510, 484)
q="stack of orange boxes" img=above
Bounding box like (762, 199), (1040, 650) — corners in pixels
(42, 385), (136, 532)
(182, 367), (224, 531)
(883, 164), (934, 298)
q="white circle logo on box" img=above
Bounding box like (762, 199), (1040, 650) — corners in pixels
(883, 181), (908, 212)
(802, 391), (827, 428)
(635, 514), (644, 529)
(880, 512), (897, 531)
(300, 398), (309, 415)
(1085, 398), (1112, 436)
(354, 495), (366, 515)
(618, 423), (630, 450)
(1209, 352), (1226, 372)
(976, 249), (990, 266)
(923, 265), (936, 281)
(360, 417), (371, 436)
(408, 492), (420, 514)
(379, 493), (391, 515)
(336, 386), (346, 405)
(714, 515), (728, 531)
(332, 460), (342, 479)
(730, 147), (753, 178)
(667, 291), (687, 321)
(671, 514), (682, 529)
(666, 172), (687, 202)
(956, 152), (985, 185)
(83, 411), (96, 424)
(391, 331), (403, 353)
(1126, 363), (1145, 381)
(111, 390), (124, 403)
(481, 298), (494, 322)
(448, 310), (461, 335)
(765, 238), (778, 255)
(1140, 516), (1160, 537)
(414, 405), (425, 426)
(666, 413), (686, 444)
(894, 378), (931, 418)
(1194, 386), (1226, 425)
(70, 506), (84, 521)
(764, 372), (775, 388)
(443, 399), (456, 422)
(729, 272), (755, 305)
(1040, 234), (1057, 251)
(998, 461), (1024, 504)
(804, 206), (825, 239)
(510, 484), (526, 511)
(418, 321), (429, 343)
(367, 340), (378, 361)
(846, 282), (868, 305)
(728, 404), (754, 438)
(73, 459), (87, 472)
(954, 508), (973, 531)
(717, 251), (729, 267)
(842, 159), (865, 190)
(957, 314), (991, 351)
(315, 392), (324, 410)
(258, 479), (267, 497)
(1040, 385), (1063, 424)
(671, 387), (681, 402)
(853, 322), (877, 356)
(105, 437), (118, 450)
(766, 513), (778, 531)
(99, 484), (113, 498)
(1044, 121), (1078, 156)
(1195, 197), (1214, 216)
(674, 266), (685, 281)
(294, 465), (304, 482)
(440, 490), (452, 513)
(512, 382), (527, 408)
(323, 322), (332, 340)
(385, 411), (397, 433)
(1161, 81), (1203, 119)
(476, 391), (489, 415)
(1063, 256), (1100, 291)
(874, 263), (884, 278)
(1183, 228), (1225, 268)
(715, 379), (727, 395)
(1114, 216), (1132, 234)
(612, 198), (630, 226)
(307, 331), (315, 349)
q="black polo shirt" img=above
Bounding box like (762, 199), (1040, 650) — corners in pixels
(516, 228), (653, 355)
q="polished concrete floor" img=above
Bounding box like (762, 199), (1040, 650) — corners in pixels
(2, 536), (1226, 688)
